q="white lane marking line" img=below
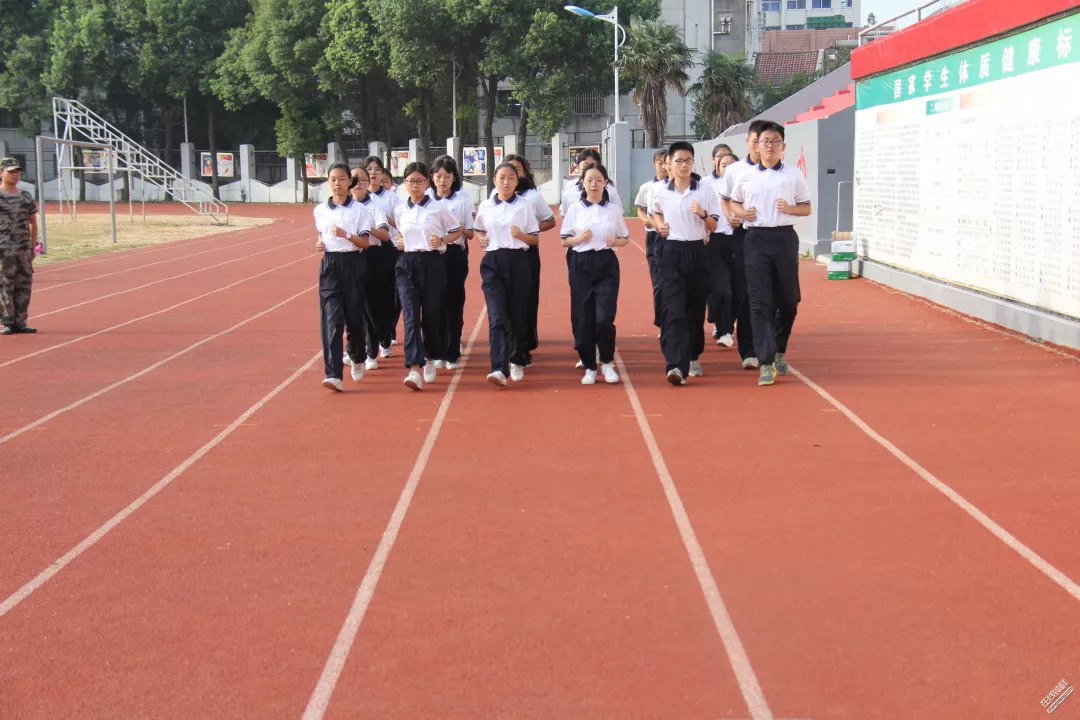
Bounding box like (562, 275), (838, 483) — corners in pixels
(0, 253), (317, 370)
(35, 223), (303, 292)
(35, 238), (303, 319)
(0, 284), (315, 445)
(301, 305), (488, 720)
(0, 351), (322, 620)
(614, 350), (776, 720)
(34, 216), (297, 275)
(791, 365), (1080, 603)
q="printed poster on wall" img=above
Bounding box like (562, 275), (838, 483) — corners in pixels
(462, 146), (504, 176)
(81, 150), (114, 173)
(567, 145), (601, 178)
(303, 153), (329, 179)
(389, 150), (411, 176)
(200, 152), (235, 178)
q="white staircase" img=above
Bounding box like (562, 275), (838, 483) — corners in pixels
(52, 97), (228, 223)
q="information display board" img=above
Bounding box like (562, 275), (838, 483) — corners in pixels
(854, 13), (1080, 319)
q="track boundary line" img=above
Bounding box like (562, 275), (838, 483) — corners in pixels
(0, 351), (323, 620)
(35, 237), (305, 319)
(35, 223), (304, 292)
(34, 216), (296, 276)
(791, 366), (1080, 603)
(0, 253), (317, 370)
(301, 306), (488, 720)
(0, 283), (316, 445)
(613, 349), (775, 720)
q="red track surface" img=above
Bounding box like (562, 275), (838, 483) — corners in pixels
(1, 204), (1078, 719)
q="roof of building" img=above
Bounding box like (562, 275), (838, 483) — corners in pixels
(762, 27), (863, 53)
(753, 51), (822, 85)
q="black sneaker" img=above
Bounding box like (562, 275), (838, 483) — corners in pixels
(13, 325), (37, 334)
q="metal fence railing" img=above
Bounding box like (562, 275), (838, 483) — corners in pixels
(254, 151), (287, 185)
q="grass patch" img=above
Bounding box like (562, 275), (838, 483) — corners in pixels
(37, 214), (273, 264)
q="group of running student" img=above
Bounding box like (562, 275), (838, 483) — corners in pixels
(314, 120), (809, 392)
(637, 119), (810, 386)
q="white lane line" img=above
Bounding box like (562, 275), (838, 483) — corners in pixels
(34, 216), (296, 275)
(34, 223), (304, 292)
(0, 253), (317, 370)
(0, 351), (323, 620)
(791, 365), (1080, 603)
(301, 306), (488, 720)
(614, 350), (776, 720)
(0, 283), (316, 445)
(35, 238), (303, 319)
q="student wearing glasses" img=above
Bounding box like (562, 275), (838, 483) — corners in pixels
(394, 162), (461, 391)
(729, 121), (812, 386)
(634, 149), (669, 335)
(428, 155), (475, 370)
(651, 141), (722, 386)
(474, 162), (540, 387)
(719, 120), (768, 371)
(561, 164), (629, 385)
(559, 149), (623, 218)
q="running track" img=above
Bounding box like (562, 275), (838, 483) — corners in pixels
(1, 204), (1078, 719)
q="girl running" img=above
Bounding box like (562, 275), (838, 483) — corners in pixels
(428, 155), (475, 370)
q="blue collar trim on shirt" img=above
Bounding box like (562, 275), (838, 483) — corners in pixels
(757, 161), (784, 172)
(666, 177), (700, 192)
(406, 196), (432, 209)
(326, 196), (355, 210)
(372, 187), (385, 196)
(581, 189), (610, 207)
(493, 194), (519, 206)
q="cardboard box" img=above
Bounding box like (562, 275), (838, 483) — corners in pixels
(831, 239), (855, 261)
(827, 260), (851, 280)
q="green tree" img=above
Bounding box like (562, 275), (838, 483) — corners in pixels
(688, 51), (755, 139)
(756, 71), (816, 112)
(619, 16), (695, 148)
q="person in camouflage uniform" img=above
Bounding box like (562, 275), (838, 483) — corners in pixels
(0, 157), (38, 334)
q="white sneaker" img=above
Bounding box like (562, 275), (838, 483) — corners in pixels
(712, 324), (720, 339)
(444, 361), (460, 371)
(600, 362), (619, 384)
(742, 357), (760, 370)
(574, 359), (584, 369)
(390, 338), (398, 345)
(404, 369), (423, 391)
(688, 360), (703, 377)
(364, 357), (379, 371)
(581, 369), (597, 385)
(343, 354), (355, 367)
(322, 377), (343, 392)
(433, 359), (444, 369)
(379, 345), (393, 358)
(657, 331), (662, 340)
(666, 368), (686, 386)
(486, 370), (508, 387)
(350, 364), (364, 383)
(509, 363), (525, 382)
(460, 343), (465, 356)
(717, 333), (734, 348)
(423, 361), (437, 383)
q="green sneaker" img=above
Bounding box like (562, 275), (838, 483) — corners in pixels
(775, 352), (789, 375)
(758, 364), (777, 386)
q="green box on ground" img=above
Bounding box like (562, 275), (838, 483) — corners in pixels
(827, 260), (852, 280)
(831, 239), (855, 261)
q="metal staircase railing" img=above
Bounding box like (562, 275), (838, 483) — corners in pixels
(52, 97), (228, 224)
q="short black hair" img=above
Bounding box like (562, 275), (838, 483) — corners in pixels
(757, 121), (785, 141)
(431, 155), (462, 193)
(711, 143), (732, 158)
(580, 162), (609, 183)
(747, 120), (768, 137)
(364, 155), (386, 171)
(652, 149), (669, 162)
(668, 140), (695, 157)
(327, 162), (358, 189)
(719, 152), (740, 163)
(577, 148), (601, 163)
(401, 161), (430, 180)
(504, 153), (536, 192)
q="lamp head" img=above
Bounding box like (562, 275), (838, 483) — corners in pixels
(564, 5), (597, 17)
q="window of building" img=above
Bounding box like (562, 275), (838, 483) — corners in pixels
(764, 24), (782, 30)
(787, 0), (806, 8)
(786, 23), (805, 29)
(715, 14), (733, 33)
(572, 91), (607, 116)
(762, 0), (781, 11)
(811, 0), (832, 7)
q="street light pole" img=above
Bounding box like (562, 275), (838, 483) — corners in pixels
(564, 6), (627, 124)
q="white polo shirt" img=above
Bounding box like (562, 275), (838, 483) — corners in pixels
(728, 161), (811, 229)
(370, 187), (402, 239)
(560, 180), (622, 217)
(313, 196), (370, 253)
(560, 196), (630, 253)
(428, 188), (475, 248)
(489, 186), (554, 228)
(393, 196), (460, 253)
(474, 194), (540, 251)
(634, 178), (665, 230)
(718, 157), (759, 202)
(699, 171), (733, 235)
(650, 177), (722, 242)
(353, 194), (390, 246)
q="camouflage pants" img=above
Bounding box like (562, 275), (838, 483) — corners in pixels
(0, 247), (34, 328)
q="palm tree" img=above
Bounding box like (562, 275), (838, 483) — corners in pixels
(688, 51), (756, 139)
(619, 17), (695, 149)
